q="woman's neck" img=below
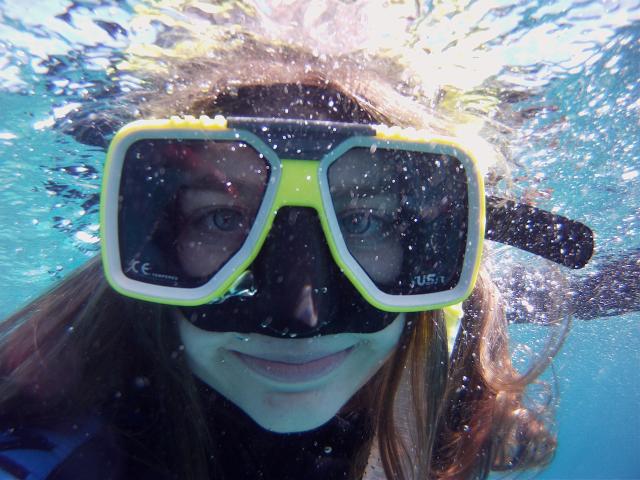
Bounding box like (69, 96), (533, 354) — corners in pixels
(200, 385), (374, 480)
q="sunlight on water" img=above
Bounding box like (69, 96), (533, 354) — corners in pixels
(0, 0), (638, 298)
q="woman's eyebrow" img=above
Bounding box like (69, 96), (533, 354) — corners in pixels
(188, 174), (265, 196)
(331, 192), (399, 208)
(331, 185), (383, 196)
(329, 176), (398, 195)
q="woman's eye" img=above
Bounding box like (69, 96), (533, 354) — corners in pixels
(339, 211), (383, 235)
(192, 208), (245, 233)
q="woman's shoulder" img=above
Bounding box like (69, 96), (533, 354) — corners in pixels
(0, 416), (123, 480)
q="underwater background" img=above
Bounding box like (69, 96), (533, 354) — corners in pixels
(0, 1), (638, 478)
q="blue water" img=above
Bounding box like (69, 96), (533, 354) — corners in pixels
(0, 1), (638, 478)
(547, 318), (640, 479)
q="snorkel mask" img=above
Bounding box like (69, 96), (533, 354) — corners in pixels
(100, 115), (594, 337)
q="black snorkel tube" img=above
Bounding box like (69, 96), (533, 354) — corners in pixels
(485, 196), (594, 269)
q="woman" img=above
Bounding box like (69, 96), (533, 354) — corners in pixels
(0, 34), (590, 480)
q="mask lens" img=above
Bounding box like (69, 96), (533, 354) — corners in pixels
(119, 139), (270, 288)
(327, 147), (468, 295)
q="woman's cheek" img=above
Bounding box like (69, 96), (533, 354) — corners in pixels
(177, 237), (228, 277)
(348, 239), (403, 284)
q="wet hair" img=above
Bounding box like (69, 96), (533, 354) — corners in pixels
(0, 44), (560, 480)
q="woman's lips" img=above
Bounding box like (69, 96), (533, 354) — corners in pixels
(231, 347), (353, 384)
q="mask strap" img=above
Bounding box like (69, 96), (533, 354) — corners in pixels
(443, 303), (464, 358)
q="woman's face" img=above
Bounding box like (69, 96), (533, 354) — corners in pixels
(178, 312), (404, 432)
(176, 85), (406, 433)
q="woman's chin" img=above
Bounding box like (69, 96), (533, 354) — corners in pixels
(246, 389), (344, 433)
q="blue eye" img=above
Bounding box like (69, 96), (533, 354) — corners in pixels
(193, 208), (245, 233)
(339, 211), (386, 236)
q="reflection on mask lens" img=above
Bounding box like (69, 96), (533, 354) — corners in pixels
(327, 147), (468, 295)
(119, 139), (270, 288)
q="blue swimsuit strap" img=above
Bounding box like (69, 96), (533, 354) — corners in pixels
(0, 417), (101, 480)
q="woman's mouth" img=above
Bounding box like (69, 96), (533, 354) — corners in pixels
(231, 347), (353, 384)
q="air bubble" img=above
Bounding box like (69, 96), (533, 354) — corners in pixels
(134, 376), (150, 389)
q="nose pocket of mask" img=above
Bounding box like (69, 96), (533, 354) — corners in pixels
(251, 207), (334, 326)
(185, 205), (401, 336)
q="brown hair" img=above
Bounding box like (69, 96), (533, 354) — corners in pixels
(0, 42), (561, 480)
(0, 263), (557, 479)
